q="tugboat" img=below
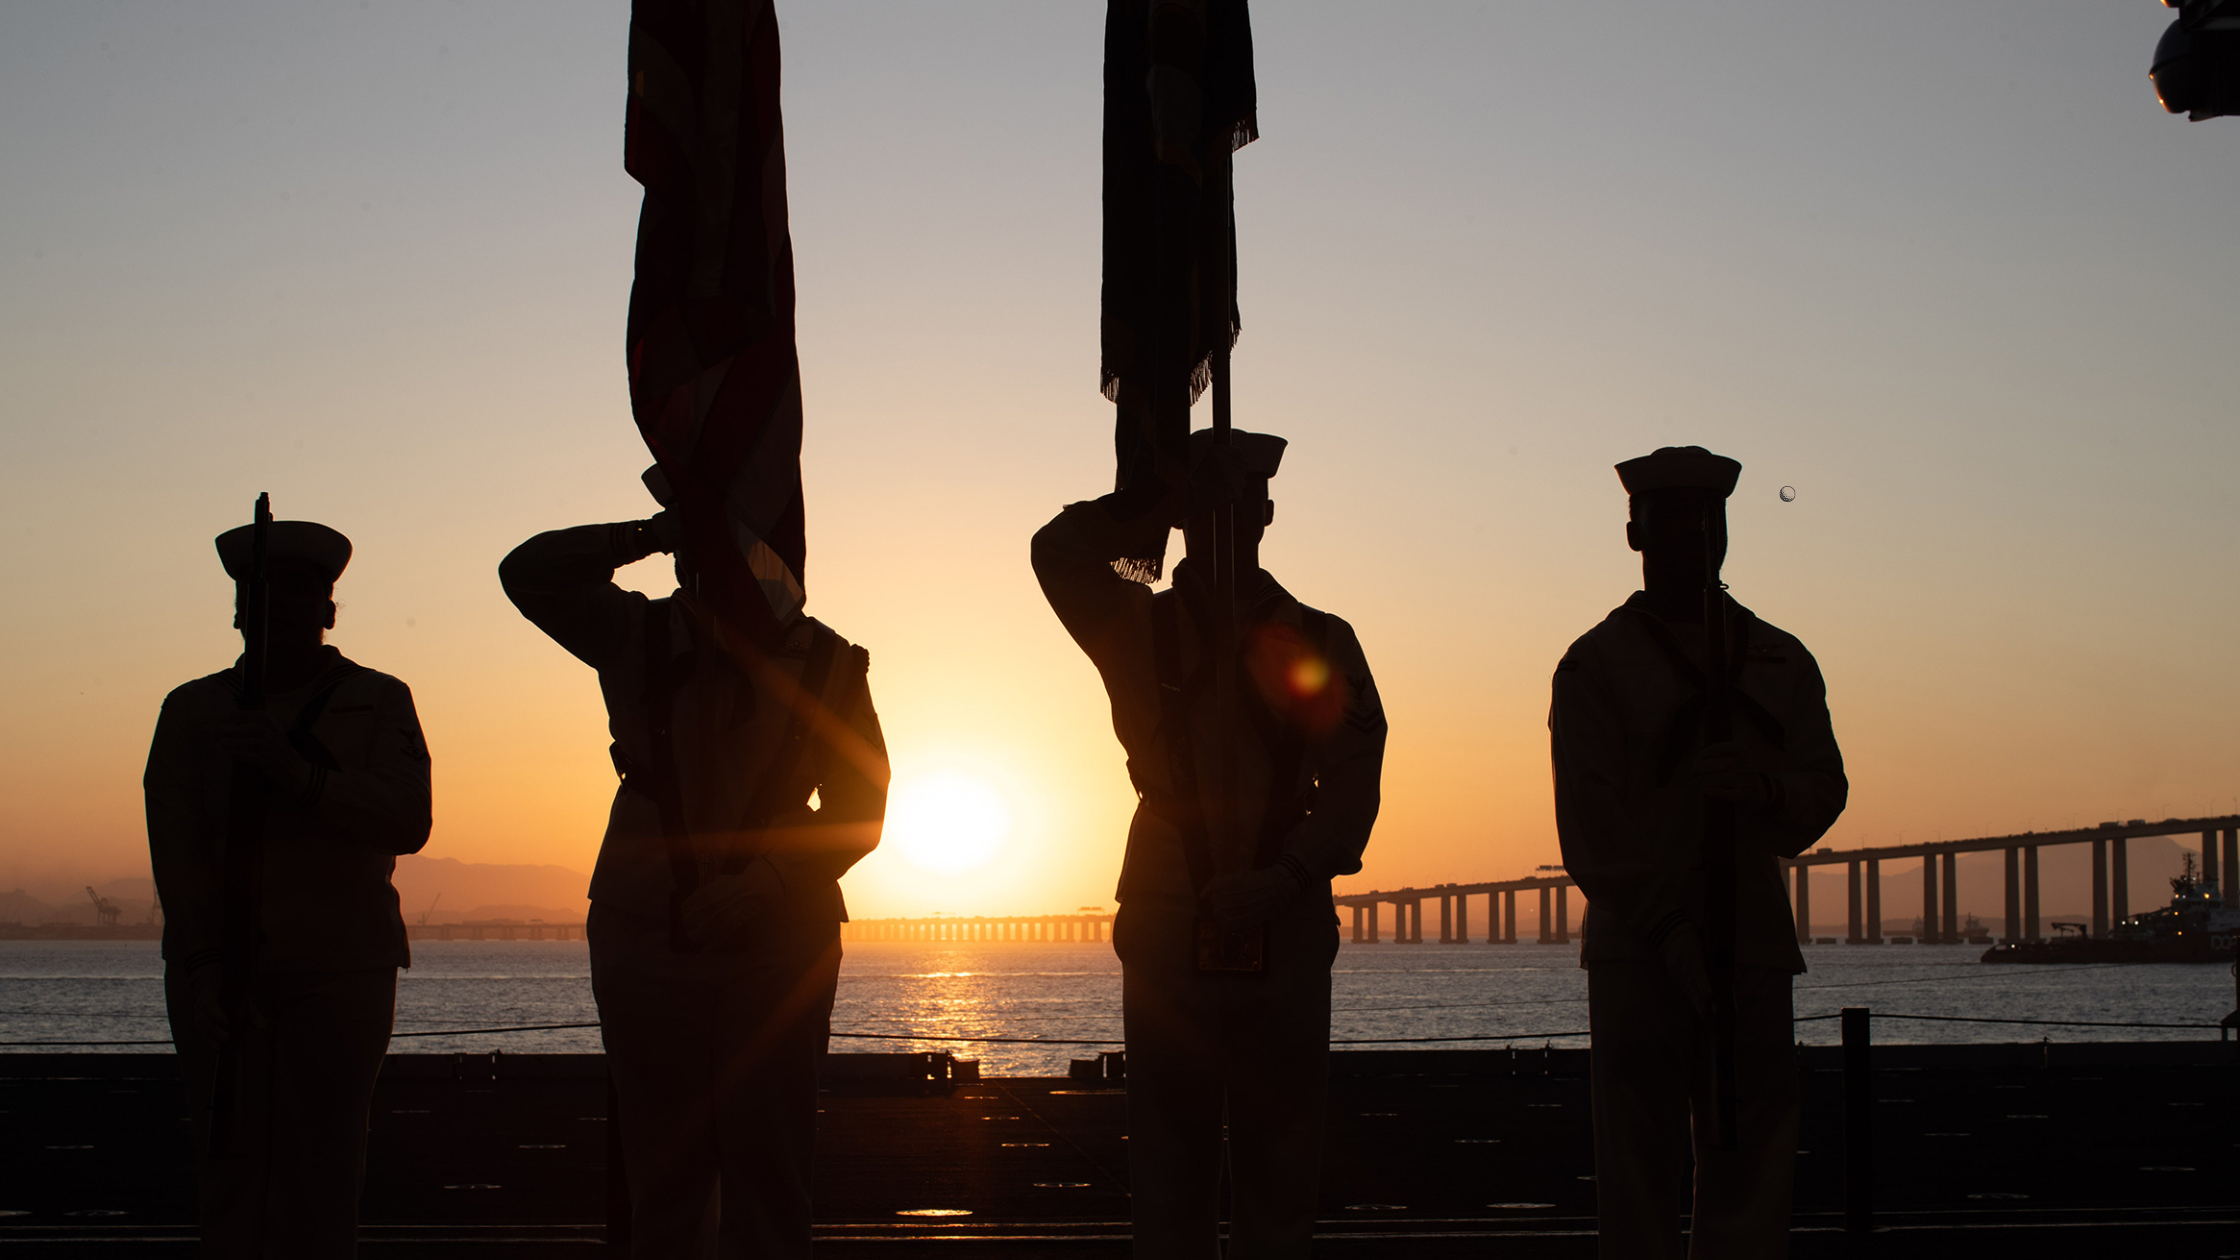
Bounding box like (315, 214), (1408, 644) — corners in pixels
(1981, 854), (2240, 964)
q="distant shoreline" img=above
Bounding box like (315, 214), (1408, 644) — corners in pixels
(0, 924), (161, 941)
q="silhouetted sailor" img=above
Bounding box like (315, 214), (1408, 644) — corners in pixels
(1551, 446), (1847, 1258)
(145, 519), (431, 1257)
(1034, 430), (1386, 1258)
(502, 490), (887, 1259)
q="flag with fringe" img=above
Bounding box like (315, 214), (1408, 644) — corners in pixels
(1100, 0), (1258, 581)
(625, 0), (806, 645)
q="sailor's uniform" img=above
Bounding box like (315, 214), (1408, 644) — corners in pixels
(1033, 492), (1386, 1259)
(145, 647), (431, 1257)
(501, 522), (887, 1259)
(1552, 591), (1846, 1259)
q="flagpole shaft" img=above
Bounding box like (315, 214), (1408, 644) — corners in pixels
(1209, 340), (1240, 873)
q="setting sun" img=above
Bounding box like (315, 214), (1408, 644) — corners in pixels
(886, 771), (1014, 875)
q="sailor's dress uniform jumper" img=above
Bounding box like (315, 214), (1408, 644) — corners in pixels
(1552, 593), (1846, 1259)
(503, 523), (888, 1259)
(1034, 499), (1386, 1259)
(146, 647), (431, 1257)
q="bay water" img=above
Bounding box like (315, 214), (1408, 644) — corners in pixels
(2, 938), (2229, 1078)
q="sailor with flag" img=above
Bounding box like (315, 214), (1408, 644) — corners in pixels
(501, 2), (888, 1253)
(1035, 3), (1387, 1253)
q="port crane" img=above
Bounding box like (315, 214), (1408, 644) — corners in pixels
(84, 886), (120, 928)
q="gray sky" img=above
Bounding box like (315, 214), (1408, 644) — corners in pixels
(1, 1), (2233, 914)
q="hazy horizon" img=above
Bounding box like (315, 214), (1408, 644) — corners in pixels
(4, 2), (2236, 919)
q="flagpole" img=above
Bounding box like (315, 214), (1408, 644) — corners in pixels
(1208, 84), (1244, 884)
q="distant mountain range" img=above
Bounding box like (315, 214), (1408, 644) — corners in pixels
(389, 855), (592, 925)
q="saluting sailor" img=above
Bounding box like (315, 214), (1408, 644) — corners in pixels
(145, 518), (432, 1257)
(1033, 429), (1387, 1259)
(1550, 446), (1847, 1259)
(501, 477), (888, 1258)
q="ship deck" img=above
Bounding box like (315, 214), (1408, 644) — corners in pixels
(2, 1042), (2234, 1257)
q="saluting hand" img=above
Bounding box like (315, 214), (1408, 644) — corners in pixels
(1692, 740), (1773, 808)
(210, 711), (313, 798)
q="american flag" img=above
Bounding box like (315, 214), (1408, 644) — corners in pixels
(624, 0), (805, 645)
(1100, 0), (1258, 581)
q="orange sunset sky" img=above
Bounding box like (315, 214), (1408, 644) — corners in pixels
(3, 2), (2236, 920)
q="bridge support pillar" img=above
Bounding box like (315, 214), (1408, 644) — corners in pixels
(1454, 892), (1469, 944)
(1410, 899), (1424, 944)
(1502, 890), (1518, 944)
(2002, 847), (2021, 943)
(2223, 827), (2238, 906)
(2110, 837), (2129, 926)
(1846, 860), (1863, 943)
(1554, 885), (1570, 945)
(1366, 902), (1381, 943)
(2024, 846), (2041, 940)
(1940, 852), (1958, 942)
(1920, 853), (1937, 943)
(2091, 839), (2109, 938)
(1351, 905), (1363, 943)
(1537, 888), (1553, 944)
(1865, 859), (1882, 943)
(1793, 861), (1812, 945)
(2202, 829), (2219, 895)
(1438, 894), (1453, 944)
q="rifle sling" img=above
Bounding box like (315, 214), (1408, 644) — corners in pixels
(1627, 605), (1786, 787)
(218, 663), (367, 980)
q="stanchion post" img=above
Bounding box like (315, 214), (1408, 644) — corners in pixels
(1841, 1007), (1872, 1234)
(607, 1072), (631, 1248)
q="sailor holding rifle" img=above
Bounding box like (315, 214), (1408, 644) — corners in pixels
(144, 510), (431, 1257)
(1550, 446), (1847, 1258)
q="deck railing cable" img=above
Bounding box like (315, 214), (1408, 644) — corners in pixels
(0, 1008), (2225, 1048)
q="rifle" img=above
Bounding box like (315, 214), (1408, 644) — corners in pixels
(209, 492), (271, 1157)
(1701, 504), (1741, 1151)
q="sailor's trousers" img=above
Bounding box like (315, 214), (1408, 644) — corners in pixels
(590, 903), (841, 1260)
(166, 964), (395, 1259)
(1586, 959), (1800, 1260)
(1115, 895), (1338, 1260)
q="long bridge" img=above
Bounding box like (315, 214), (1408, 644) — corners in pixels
(842, 914), (1113, 944)
(1332, 815), (2240, 946)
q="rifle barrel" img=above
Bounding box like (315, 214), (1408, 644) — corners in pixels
(210, 492), (272, 1157)
(1703, 508), (1741, 1152)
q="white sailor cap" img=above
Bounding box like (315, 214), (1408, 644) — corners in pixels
(1615, 445), (1741, 498)
(1188, 428), (1287, 478)
(215, 521), (352, 583)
